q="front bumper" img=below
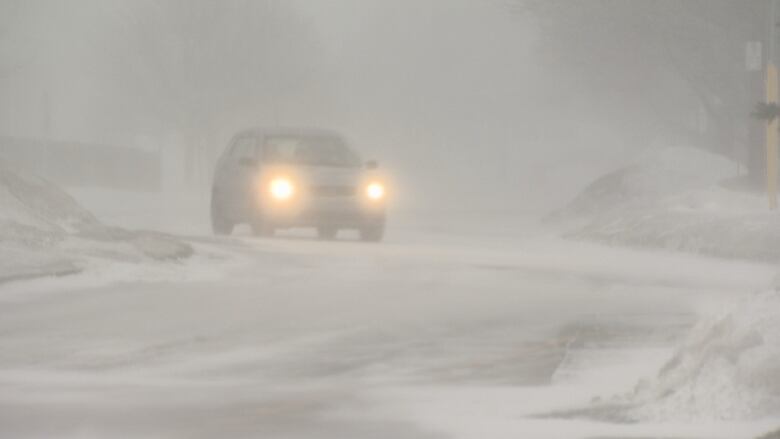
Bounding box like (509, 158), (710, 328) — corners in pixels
(259, 196), (386, 229)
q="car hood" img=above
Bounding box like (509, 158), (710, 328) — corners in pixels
(299, 166), (364, 187)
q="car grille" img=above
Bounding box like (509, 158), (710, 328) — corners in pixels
(310, 185), (356, 197)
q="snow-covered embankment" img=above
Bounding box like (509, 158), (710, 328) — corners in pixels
(625, 289), (780, 421)
(554, 147), (780, 428)
(0, 161), (192, 282)
(554, 147), (780, 261)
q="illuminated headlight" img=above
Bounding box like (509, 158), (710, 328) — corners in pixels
(365, 182), (385, 200)
(269, 177), (295, 200)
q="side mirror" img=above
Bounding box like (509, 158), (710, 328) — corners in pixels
(238, 157), (258, 167)
(365, 160), (379, 170)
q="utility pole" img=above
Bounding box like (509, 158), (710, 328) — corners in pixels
(768, 0), (779, 209)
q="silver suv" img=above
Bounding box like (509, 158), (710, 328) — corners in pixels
(211, 128), (387, 241)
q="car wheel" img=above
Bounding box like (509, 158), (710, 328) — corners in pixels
(317, 226), (338, 240)
(211, 188), (234, 235)
(251, 218), (275, 237)
(359, 223), (384, 242)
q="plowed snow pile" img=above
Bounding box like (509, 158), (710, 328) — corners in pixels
(624, 290), (780, 421)
(557, 147), (780, 261)
(559, 146), (735, 218)
(0, 161), (192, 282)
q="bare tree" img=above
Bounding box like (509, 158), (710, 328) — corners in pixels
(516, 0), (765, 179)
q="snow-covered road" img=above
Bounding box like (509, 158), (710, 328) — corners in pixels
(0, 212), (776, 438)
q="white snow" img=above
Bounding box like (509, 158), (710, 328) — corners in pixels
(627, 289), (780, 422)
(0, 161), (97, 238)
(0, 162), (194, 283)
(558, 146), (780, 261)
(2, 153), (780, 438)
(556, 145), (736, 219)
(0, 203), (777, 438)
(546, 145), (780, 429)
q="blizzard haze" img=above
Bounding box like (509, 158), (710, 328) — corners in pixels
(0, 0), (634, 213)
(1, 2), (779, 439)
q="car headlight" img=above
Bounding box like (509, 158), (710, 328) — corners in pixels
(269, 177), (295, 200)
(365, 182), (385, 201)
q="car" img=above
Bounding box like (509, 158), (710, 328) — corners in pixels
(210, 127), (388, 241)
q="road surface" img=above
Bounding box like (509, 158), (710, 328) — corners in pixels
(0, 211), (775, 438)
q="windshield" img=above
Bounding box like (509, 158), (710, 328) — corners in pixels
(262, 136), (361, 168)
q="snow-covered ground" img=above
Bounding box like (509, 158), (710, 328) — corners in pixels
(1, 186), (779, 437)
(556, 146), (780, 262)
(626, 289), (780, 422)
(1, 161), (780, 438)
(0, 163), (193, 283)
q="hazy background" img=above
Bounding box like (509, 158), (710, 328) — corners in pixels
(0, 0), (759, 213)
(2, 4), (780, 437)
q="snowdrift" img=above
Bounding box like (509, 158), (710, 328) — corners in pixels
(0, 161), (192, 282)
(0, 160), (98, 244)
(556, 146), (735, 218)
(625, 290), (780, 421)
(556, 147), (780, 261)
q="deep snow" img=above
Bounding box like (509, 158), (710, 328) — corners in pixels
(626, 289), (780, 422)
(0, 162), (192, 282)
(548, 146), (780, 432)
(1, 195), (777, 438)
(1, 154), (780, 438)
(556, 147), (780, 261)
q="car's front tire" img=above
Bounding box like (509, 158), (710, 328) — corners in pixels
(251, 217), (275, 237)
(359, 223), (384, 242)
(210, 188), (234, 235)
(317, 226), (338, 240)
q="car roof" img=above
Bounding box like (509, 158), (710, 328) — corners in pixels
(236, 127), (344, 139)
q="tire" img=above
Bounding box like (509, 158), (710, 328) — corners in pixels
(359, 223), (384, 242)
(210, 188), (234, 235)
(251, 217), (275, 237)
(317, 226), (338, 240)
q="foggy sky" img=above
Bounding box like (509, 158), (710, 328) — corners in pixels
(0, 0), (635, 212)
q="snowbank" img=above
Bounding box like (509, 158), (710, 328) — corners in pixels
(556, 146), (735, 218)
(0, 161), (98, 245)
(625, 290), (780, 421)
(556, 147), (780, 261)
(0, 161), (192, 282)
